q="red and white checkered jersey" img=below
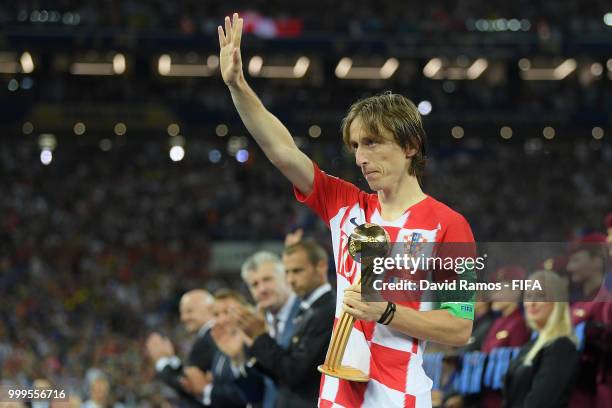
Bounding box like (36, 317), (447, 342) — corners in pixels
(294, 162), (475, 408)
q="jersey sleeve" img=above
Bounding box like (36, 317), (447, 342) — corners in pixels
(293, 161), (362, 227)
(437, 213), (477, 320)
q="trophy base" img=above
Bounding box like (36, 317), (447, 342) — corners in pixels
(318, 364), (370, 382)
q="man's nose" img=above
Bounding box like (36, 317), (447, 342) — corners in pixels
(355, 146), (368, 167)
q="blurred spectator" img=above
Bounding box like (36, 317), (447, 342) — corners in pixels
(83, 376), (110, 408)
(234, 240), (334, 408)
(480, 266), (531, 408)
(567, 234), (610, 301)
(1, 0), (611, 35)
(502, 270), (578, 408)
(145, 290), (215, 407)
(237, 250), (300, 408)
(461, 302), (495, 353)
(179, 289), (258, 408)
(567, 235), (612, 408)
(605, 213), (612, 258)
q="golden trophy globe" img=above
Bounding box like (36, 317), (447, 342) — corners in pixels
(318, 222), (390, 382)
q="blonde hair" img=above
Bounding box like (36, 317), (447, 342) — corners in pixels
(524, 270), (575, 363)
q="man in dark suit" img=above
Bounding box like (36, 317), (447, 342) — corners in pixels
(180, 289), (261, 408)
(235, 240), (335, 408)
(237, 250), (302, 408)
(147, 289), (252, 407)
(146, 289), (216, 407)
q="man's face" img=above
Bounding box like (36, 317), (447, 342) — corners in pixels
(213, 298), (241, 329)
(90, 378), (109, 404)
(349, 116), (413, 192)
(283, 249), (323, 298)
(244, 261), (288, 312)
(567, 250), (599, 283)
(180, 295), (210, 333)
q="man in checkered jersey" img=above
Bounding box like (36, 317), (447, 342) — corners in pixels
(219, 13), (475, 407)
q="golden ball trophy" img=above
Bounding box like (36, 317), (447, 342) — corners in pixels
(318, 222), (390, 382)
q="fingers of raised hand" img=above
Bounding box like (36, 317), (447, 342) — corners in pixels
(218, 25), (227, 47)
(224, 16), (232, 43)
(232, 14), (243, 48)
(219, 14), (243, 49)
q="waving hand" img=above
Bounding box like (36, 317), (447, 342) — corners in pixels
(218, 13), (244, 86)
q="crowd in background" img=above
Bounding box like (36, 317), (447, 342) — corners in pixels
(0, 133), (610, 405)
(1, 0), (610, 35)
(0, 1), (610, 406)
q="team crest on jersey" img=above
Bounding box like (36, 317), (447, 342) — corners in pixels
(405, 232), (426, 255)
(396, 229), (439, 259)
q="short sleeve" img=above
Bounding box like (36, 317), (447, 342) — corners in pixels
(437, 212), (477, 319)
(293, 161), (363, 226)
(441, 213), (475, 243)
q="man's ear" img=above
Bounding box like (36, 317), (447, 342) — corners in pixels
(316, 260), (328, 277)
(405, 146), (417, 159)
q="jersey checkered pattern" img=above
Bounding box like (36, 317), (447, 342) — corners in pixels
(294, 162), (475, 408)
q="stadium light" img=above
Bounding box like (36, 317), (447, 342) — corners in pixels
(335, 58), (352, 78)
(236, 149), (249, 163)
(424, 57), (488, 80)
(379, 58), (399, 79)
(500, 126), (513, 139)
(167, 124), (180, 137)
(0, 52), (35, 74)
(423, 58), (443, 78)
(20, 52), (35, 73)
(543, 126), (556, 139)
(112, 54), (126, 74)
(466, 58), (488, 79)
(70, 52), (127, 75)
(40, 149), (52, 165)
(248, 56), (310, 78)
(38, 134), (56, 165)
(169, 146), (185, 162)
(520, 58), (577, 80)
(308, 125), (322, 138)
(335, 58), (399, 80)
(114, 123), (127, 136)
(553, 59), (577, 80)
(158, 54), (172, 75)
(592, 127), (604, 140)
(417, 101), (432, 115)
(451, 126), (464, 139)
(22, 122), (34, 135)
(248, 56), (264, 76)
(157, 53), (219, 77)
(73, 122), (86, 135)
(209, 149), (222, 163)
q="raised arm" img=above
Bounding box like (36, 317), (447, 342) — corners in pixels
(218, 13), (314, 196)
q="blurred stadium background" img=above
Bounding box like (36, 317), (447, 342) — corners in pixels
(1, 1), (611, 407)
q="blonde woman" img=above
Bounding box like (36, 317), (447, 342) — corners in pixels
(502, 270), (579, 408)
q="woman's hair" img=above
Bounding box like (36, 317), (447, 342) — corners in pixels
(524, 270), (575, 363)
